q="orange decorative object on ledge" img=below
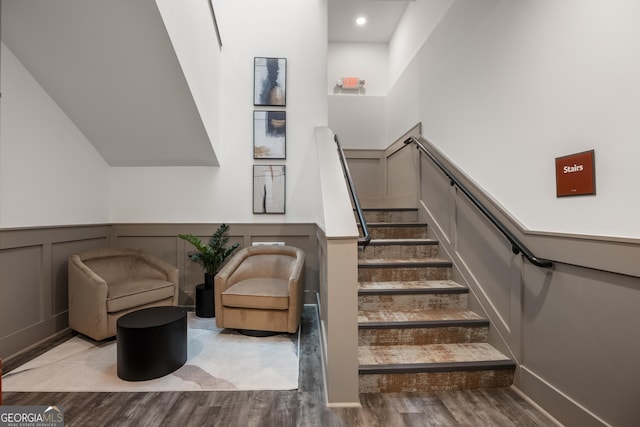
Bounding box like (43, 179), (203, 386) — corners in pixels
(337, 77), (365, 90)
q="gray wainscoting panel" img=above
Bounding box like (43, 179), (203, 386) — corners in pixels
(521, 262), (640, 427)
(419, 155), (453, 244)
(344, 150), (386, 207)
(386, 145), (418, 208)
(454, 195), (513, 330)
(0, 225), (110, 359)
(0, 245), (43, 338)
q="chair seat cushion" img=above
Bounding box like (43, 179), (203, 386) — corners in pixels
(221, 278), (289, 310)
(107, 278), (175, 313)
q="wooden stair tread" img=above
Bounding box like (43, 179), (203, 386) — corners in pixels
(358, 343), (512, 368)
(358, 308), (484, 324)
(359, 280), (466, 294)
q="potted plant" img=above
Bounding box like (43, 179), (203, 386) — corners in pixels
(178, 223), (240, 289)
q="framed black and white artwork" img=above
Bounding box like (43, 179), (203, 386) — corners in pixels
(254, 57), (286, 107)
(253, 165), (286, 214)
(254, 110), (286, 159)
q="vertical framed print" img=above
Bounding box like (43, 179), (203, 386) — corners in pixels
(254, 110), (286, 159)
(254, 57), (286, 107)
(253, 165), (286, 214)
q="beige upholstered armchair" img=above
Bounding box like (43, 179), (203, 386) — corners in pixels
(68, 247), (179, 341)
(215, 245), (305, 334)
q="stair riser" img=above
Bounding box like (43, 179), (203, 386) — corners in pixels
(358, 293), (468, 311)
(359, 267), (450, 282)
(359, 244), (438, 260)
(366, 226), (429, 239)
(359, 369), (514, 393)
(359, 326), (489, 346)
(362, 211), (418, 223)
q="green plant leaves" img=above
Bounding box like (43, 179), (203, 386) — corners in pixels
(178, 224), (239, 275)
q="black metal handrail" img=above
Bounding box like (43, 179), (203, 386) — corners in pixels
(404, 135), (553, 268)
(207, 0), (223, 48)
(334, 135), (371, 249)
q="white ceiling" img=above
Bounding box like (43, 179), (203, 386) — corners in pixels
(328, 0), (411, 43)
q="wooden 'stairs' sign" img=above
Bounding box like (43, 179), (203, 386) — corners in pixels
(555, 150), (596, 197)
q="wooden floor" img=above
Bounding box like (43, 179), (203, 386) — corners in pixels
(2, 306), (558, 426)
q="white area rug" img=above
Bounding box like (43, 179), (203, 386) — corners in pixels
(3, 313), (299, 392)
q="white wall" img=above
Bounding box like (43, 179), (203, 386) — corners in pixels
(388, 0), (640, 239)
(386, 57), (419, 143)
(327, 42), (388, 149)
(328, 95), (385, 149)
(0, 42), (110, 228)
(155, 0), (222, 163)
(328, 42), (388, 96)
(388, 0), (454, 85)
(110, 0), (328, 224)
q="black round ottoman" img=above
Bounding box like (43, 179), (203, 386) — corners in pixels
(117, 306), (187, 381)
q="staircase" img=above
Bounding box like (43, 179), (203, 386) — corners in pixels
(357, 208), (515, 393)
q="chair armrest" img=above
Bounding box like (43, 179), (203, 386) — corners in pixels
(287, 249), (305, 299)
(215, 247), (250, 290)
(288, 249), (305, 283)
(286, 248), (305, 333)
(214, 247), (252, 328)
(69, 255), (107, 289)
(68, 255), (109, 339)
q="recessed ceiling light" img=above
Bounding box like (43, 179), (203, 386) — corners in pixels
(355, 16), (367, 26)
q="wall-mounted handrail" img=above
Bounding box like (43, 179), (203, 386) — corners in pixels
(207, 0), (223, 49)
(334, 134), (371, 249)
(405, 135), (553, 268)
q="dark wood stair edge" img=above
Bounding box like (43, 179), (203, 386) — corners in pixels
(360, 208), (418, 212)
(359, 360), (516, 375)
(358, 222), (428, 228)
(366, 239), (439, 246)
(358, 260), (453, 268)
(358, 287), (468, 296)
(358, 319), (490, 329)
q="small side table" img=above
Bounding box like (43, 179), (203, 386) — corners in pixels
(117, 306), (187, 381)
(195, 284), (215, 318)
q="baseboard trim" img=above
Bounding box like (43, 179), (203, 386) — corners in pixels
(519, 367), (610, 427)
(510, 385), (564, 427)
